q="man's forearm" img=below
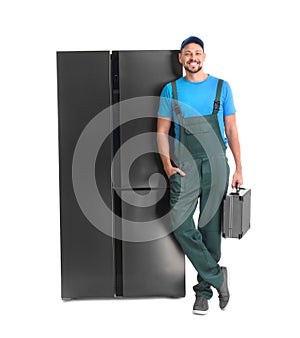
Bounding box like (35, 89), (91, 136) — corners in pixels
(225, 115), (244, 187)
(227, 128), (242, 172)
(157, 132), (172, 170)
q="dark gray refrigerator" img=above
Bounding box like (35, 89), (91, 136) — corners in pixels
(57, 50), (185, 300)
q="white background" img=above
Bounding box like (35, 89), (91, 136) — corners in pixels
(1, 0), (300, 337)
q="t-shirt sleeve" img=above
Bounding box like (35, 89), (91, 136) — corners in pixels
(223, 81), (236, 116)
(157, 83), (173, 119)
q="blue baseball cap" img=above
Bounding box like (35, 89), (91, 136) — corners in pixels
(180, 36), (204, 51)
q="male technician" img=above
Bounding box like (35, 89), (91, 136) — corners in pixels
(157, 36), (243, 314)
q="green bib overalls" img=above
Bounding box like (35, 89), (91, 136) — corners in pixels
(169, 79), (229, 299)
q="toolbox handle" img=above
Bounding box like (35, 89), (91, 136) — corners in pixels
(230, 183), (245, 195)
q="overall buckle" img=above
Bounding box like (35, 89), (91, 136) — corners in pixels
(214, 100), (220, 111)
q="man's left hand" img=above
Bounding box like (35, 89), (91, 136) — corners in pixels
(231, 170), (243, 188)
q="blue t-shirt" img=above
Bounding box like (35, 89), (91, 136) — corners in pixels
(157, 75), (236, 148)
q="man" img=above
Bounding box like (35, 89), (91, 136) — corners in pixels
(157, 36), (243, 314)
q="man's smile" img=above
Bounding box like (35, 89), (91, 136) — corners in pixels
(188, 61), (199, 67)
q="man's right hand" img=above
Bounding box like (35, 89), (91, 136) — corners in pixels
(165, 166), (186, 179)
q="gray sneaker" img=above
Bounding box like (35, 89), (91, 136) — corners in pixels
(217, 266), (230, 310)
(192, 296), (209, 315)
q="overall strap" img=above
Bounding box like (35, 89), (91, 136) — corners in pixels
(171, 81), (182, 118)
(213, 79), (224, 115)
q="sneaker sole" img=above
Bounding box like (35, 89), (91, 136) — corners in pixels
(192, 309), (208, 315)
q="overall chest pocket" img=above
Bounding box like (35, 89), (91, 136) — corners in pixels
(181, 116), (213, 156)
(183, 116), (210, 135)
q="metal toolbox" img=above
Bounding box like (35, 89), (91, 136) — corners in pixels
(222, 187), (251, 239)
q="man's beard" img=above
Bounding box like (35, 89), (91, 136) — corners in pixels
(184, 63), (202, 74)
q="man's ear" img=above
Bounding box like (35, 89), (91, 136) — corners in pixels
(178, 52), (182, 65)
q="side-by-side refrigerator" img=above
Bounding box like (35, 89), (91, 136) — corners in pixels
(57, 50), (185, 299)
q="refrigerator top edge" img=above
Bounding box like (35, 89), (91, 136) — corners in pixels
(56, 50), (111, 54)
(112, 50), (180, 52)
(56, 50), (180, 54)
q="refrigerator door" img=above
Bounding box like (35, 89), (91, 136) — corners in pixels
(113, 50), (182, 189)
(111, 51), (185, 297)
(57, 51), (114, 299)
(119, 188), (185, 297)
